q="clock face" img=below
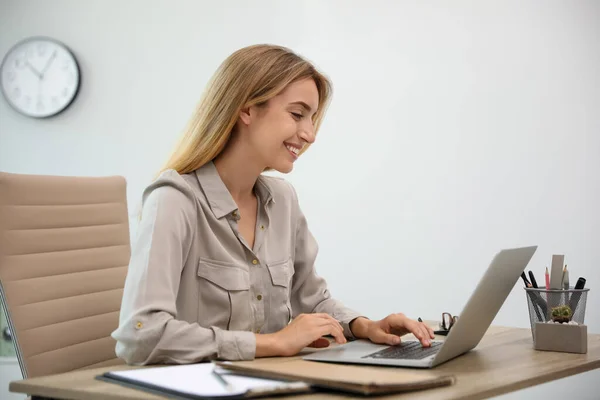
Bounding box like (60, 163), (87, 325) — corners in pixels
(0, 37), (80, 118)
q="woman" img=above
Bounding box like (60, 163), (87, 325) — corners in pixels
(112, 44), (434, 365)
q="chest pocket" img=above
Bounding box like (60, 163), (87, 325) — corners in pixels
(197, 258), (251, 331)
(266, 258), (294, 329)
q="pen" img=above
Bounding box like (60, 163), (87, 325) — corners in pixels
(521, 272), (544, 321)
(545, 267), (550, 290)
(562, 266), (570, 305)
(562, 265), (569, 290)
(568, 277), (586, 313)
(520, 272), (531, 287)
(212, 367), (235, 392)
(528, 271), (539, 288)
(527, 270), (548, 318)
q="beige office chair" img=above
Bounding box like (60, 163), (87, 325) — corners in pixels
(0, 171), (130, 379)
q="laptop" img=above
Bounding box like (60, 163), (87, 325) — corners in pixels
(303, 246), (537, 368)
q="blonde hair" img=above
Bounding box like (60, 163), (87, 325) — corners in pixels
(160, 44), (333, 176)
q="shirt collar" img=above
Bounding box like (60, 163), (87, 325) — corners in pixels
(255, 175), (275, 206)
(195, 161), (274, 219)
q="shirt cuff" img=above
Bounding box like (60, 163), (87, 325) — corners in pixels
(213, 327), (256, 360)
(339, 312), (368, 340)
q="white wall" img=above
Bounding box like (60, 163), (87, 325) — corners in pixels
(1, 0), (598, 398)
(0, 358), (25, 400)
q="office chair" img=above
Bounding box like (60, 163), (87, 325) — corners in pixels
(0, 171), (130, 378)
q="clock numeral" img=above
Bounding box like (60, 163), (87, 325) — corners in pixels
(51, 96), (59, 106)
(62, 88), (69, 97)
(12, 87), (21, 98)
(36, 100), (45, 112)
(6, 70), (16, 82)
(24, 96), (31, 106)
(68, 73), (76, 85)
(14, 58), (25, 69)
(37, 43), (46, 56)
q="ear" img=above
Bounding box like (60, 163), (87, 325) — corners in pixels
(239, 105), (252, 126)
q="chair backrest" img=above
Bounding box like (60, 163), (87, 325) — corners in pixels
(0, 171), (130, 378)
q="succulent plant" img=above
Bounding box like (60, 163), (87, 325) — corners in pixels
(551, 305), (572, 323)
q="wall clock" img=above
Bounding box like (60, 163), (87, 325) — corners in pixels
(0, 36), (81, 118)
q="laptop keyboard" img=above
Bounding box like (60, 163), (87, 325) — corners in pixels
(362, 341), (443, 360)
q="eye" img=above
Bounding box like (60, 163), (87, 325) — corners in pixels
(290, 112), (303, 120)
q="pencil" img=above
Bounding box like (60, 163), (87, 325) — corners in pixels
(212, 368), (236, 392)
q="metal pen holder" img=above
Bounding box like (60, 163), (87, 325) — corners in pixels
(525, 287), (590, 353)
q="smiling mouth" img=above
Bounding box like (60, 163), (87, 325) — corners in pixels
(285, 143), (300, 158)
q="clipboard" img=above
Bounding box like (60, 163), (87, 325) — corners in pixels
(97, 362), (312, 399)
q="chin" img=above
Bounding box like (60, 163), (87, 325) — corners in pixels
(270, 161), (294, 174)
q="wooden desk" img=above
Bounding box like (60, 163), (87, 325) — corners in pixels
(9, 325), (600, 400)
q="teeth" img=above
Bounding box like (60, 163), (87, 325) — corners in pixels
(286, 145), (299, 155)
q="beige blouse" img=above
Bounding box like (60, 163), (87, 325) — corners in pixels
(112, 161), (363, 365)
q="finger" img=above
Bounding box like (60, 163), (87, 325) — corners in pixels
(319, 322), (346, 344)
(315, 320), (343, 340)
(370, 328), (401, 346)
(419, 323), (433, 341)
(316, 318), (345, 339)
(407, 322), (426, 343)
(308, 338), (330, 348)
(421, 324), (431, 346)
(313, 313), (344, 332)
(425, 323), (435, 339)
(382, 333), (402, 346)
(414, 324), (431, 346)
(329, 321), (346, 344)
(316, 325), (341, 344)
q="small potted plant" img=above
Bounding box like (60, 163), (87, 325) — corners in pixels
(535, 304), (587, 354)
(550, 305), (572, 324)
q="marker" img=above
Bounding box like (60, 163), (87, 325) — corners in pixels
(520, 272), (532, 287)
(521, 272), (544, 321)
(545, 267), (550, 290)
(568, 277), (586, 312)
(528, 271), (539, 288)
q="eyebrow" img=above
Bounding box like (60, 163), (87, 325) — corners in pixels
(289, 101), (315, 114)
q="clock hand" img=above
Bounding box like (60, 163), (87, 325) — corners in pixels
(40, 50), (57, 79)
(25, 60), (43, 80)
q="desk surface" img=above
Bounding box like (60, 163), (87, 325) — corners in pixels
(10, 324), (600, 400)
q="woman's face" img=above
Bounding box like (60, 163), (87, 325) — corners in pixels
(240, 78), (319, 173)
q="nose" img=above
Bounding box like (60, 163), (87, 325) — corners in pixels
(299, 124), (316, 144)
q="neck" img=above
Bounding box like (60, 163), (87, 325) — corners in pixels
(213, 136), (264, 204)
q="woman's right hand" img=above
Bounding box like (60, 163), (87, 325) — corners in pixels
(256, 313), (347, 357)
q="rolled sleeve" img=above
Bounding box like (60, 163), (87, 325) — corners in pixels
(287, 182), (365, 339)
(213, 327), (256, 360)
(112, 171), (256, 364)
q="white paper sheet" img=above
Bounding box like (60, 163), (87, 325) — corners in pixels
(107, 362), (308, 398)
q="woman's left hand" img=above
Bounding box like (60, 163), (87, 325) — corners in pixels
(350, 314), (435, 347)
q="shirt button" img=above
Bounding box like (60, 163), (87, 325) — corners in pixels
(232, 210), (238, 217)
(135, 322), (143, 329)
(252, 259), (258, 265)
(257, 294), (262, 301)
(260, 225), (265, 230)
(256, 329), (261, 334)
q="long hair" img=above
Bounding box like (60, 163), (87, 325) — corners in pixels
(159, 44), (332, 176)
